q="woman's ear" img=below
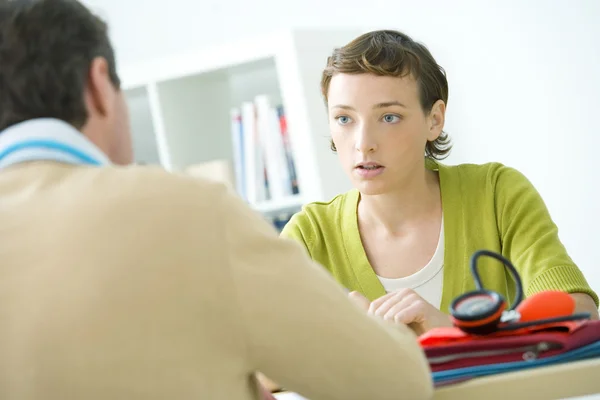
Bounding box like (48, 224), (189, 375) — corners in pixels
(330, 138), (337, 152)
(427, 99), (446, 141)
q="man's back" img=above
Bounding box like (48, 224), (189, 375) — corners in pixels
(0, 162), (434, 399)
(0, 163), (257, 398)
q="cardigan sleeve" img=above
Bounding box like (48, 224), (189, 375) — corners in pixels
(492, 165), (599, 307)
(279, 210), (315, 257)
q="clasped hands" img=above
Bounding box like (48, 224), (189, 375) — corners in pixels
(349, 289), (453, 335)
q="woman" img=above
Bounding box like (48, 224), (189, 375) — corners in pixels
(281, 29), (598, 335)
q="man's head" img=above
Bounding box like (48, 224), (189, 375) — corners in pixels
(0, 0), (133, 165)
(320, 30), (451, 195)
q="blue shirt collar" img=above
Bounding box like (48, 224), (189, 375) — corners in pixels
(0, 118), (111, 169)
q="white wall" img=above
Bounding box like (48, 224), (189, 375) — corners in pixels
(85, 0), (600, 293)
(125, 87), (161, 165)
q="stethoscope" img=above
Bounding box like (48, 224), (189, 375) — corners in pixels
(0, 139), (103, 167)
(450, 249), (590, 335)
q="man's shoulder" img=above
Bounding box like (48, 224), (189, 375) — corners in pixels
(77, 164), (230, 211)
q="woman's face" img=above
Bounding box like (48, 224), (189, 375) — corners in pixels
(327, 73), (444, 195)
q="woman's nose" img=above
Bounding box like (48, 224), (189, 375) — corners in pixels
(355, 125), (377, 153)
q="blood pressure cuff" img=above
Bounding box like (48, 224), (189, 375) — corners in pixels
(419, 319), (588, 348)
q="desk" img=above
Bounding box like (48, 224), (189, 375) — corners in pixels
(433, 357), (600, 400)
(274, 358), (600, 400)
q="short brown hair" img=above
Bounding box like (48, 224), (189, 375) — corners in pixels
(321, 30), (451, 160)
(0, 0), (121, 132)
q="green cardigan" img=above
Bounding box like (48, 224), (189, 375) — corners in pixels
(280, 161), (598, 313)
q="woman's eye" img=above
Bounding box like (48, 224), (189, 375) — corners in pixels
(335, 115), (352, 125)
(383, 114), (401, 123)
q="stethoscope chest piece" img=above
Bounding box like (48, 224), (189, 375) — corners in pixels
(450, 289), (507, 334)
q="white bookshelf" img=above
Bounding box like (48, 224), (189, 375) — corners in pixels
(120, 29), (360, 216)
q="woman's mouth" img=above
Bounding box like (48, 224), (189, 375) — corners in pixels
(354, 162), (385, 178)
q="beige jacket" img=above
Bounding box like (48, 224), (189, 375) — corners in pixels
(0, 162), (433, 399)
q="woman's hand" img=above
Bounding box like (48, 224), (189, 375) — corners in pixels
(349, 289), (453, 335)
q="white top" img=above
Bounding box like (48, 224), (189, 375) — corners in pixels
(376, 219), (445, 309)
